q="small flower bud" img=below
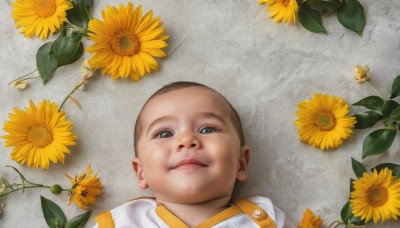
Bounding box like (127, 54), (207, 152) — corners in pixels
(0, 176), (5, 193)
(9, 80), (28, 90)
(50, 184), (63, 195)
(0, 201), (3, 214)
(80, 59), (96, 80)
(354, 65), (371, 83)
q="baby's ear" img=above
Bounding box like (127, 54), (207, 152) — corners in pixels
(236, 145), (250, 182)
(132, 158), (149, 189)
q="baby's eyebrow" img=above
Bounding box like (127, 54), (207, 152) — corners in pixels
(146, 116), (175, 136)
(145, 112), (227, 135)
(197, 112), (227, 125)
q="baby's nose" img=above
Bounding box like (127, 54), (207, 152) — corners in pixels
(175, 132), (201, 151)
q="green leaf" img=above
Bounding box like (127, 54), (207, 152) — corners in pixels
(305, 0), (343, 15)
(337, 0), (365, 36)
(40, 196), (67, 228)
(66, 211), (91, 228)
(341, 201), (353, 224)
(382, 100), (400, 118)
(340, 201), (365, 225)
(67, 0), (93, 29)
(353, 111), (382, 129)
(389, 106), (400, 123)
(351, 157), (366, 178)
(372, 163), (400, 178)
(298, 6), (326, 33)
(349, 178), (355, 192)
(52, 33), (84, 67)
(362, 129), (397, 159)
(352, 96), (384, 111)
(37, 42), (58, 85)
(390, 75), (400, 99)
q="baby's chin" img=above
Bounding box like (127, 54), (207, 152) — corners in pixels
(155, 192), (233, 205)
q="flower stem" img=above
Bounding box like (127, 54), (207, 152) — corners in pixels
(65, 21), (87, 35)
(367, 81), (383, 98)
(0, 184), (51, 198)
(1, 166), (62, 199)
(328, 221), (339, 228)
(8, 70), (38, 85)
(58, 80), (85, 112)
(328, 221), (344, 228)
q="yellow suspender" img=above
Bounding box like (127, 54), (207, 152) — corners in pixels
(156, 204), (189, 228)
(233, 198), (277, 228)
(95, 211), (115, 228)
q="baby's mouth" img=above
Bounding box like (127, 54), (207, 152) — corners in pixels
(173, 158), (208, 170)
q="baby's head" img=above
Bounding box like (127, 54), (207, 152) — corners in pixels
(132, 81), (250, 204)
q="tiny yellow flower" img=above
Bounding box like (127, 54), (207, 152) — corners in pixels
(354, 65), (371, 83)
(299, 208), (322, 228)
(65, 164), (103, 210)
(9, 80), (28, 90)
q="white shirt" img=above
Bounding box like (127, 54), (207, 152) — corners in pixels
(94, 196), (285, 228)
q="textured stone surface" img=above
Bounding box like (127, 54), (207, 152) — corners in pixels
(1, 0), (400, 227)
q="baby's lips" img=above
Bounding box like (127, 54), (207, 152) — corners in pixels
(173, 158), (208, 169)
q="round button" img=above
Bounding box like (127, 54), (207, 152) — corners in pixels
(252, 209), (263, 218)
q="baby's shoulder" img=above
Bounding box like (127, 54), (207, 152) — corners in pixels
(111, 196), (157, 215)
(95, 197), (166, 228)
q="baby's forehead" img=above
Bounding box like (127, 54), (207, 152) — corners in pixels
(143, 86), (229, 113)
(137, 86), (233, 128)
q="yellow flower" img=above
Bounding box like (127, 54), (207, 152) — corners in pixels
(2, 100), (77, 169)
(299, 208), (322, 228)
(12, 0), (73, 39)
(350, 168), (400, 224)
(259, 0), (298, 25)
(294, 94), (356, 150)
(354, 65), (371, 83)
(65, 164), (104, 210)
(86, 3), (169, 80)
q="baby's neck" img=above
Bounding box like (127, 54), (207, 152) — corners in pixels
(157, 196), (231, 227)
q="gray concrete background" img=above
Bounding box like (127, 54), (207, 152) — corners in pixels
(1, 0), (400, 227)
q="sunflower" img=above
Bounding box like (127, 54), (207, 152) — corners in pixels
(2, 100), (77, 169)
(299, 208), (322, 228)
(350, 168), (400, 224)
(12, 0), (73, 39)
(259, 0), (298, 25)
(65, 164), (104, 210)
(86, 3), (169, 80)
(294, 94), (356, 150)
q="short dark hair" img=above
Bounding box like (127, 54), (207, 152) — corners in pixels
(134, 81), (246, 156)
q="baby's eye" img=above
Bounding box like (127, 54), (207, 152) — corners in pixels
(155, 131), (173, 138)
(199, 126), (217, 134)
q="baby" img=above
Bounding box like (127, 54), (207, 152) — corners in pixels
(94, 81), (285, 227)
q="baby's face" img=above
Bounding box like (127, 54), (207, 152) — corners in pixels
(133, 86), (249, 203)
